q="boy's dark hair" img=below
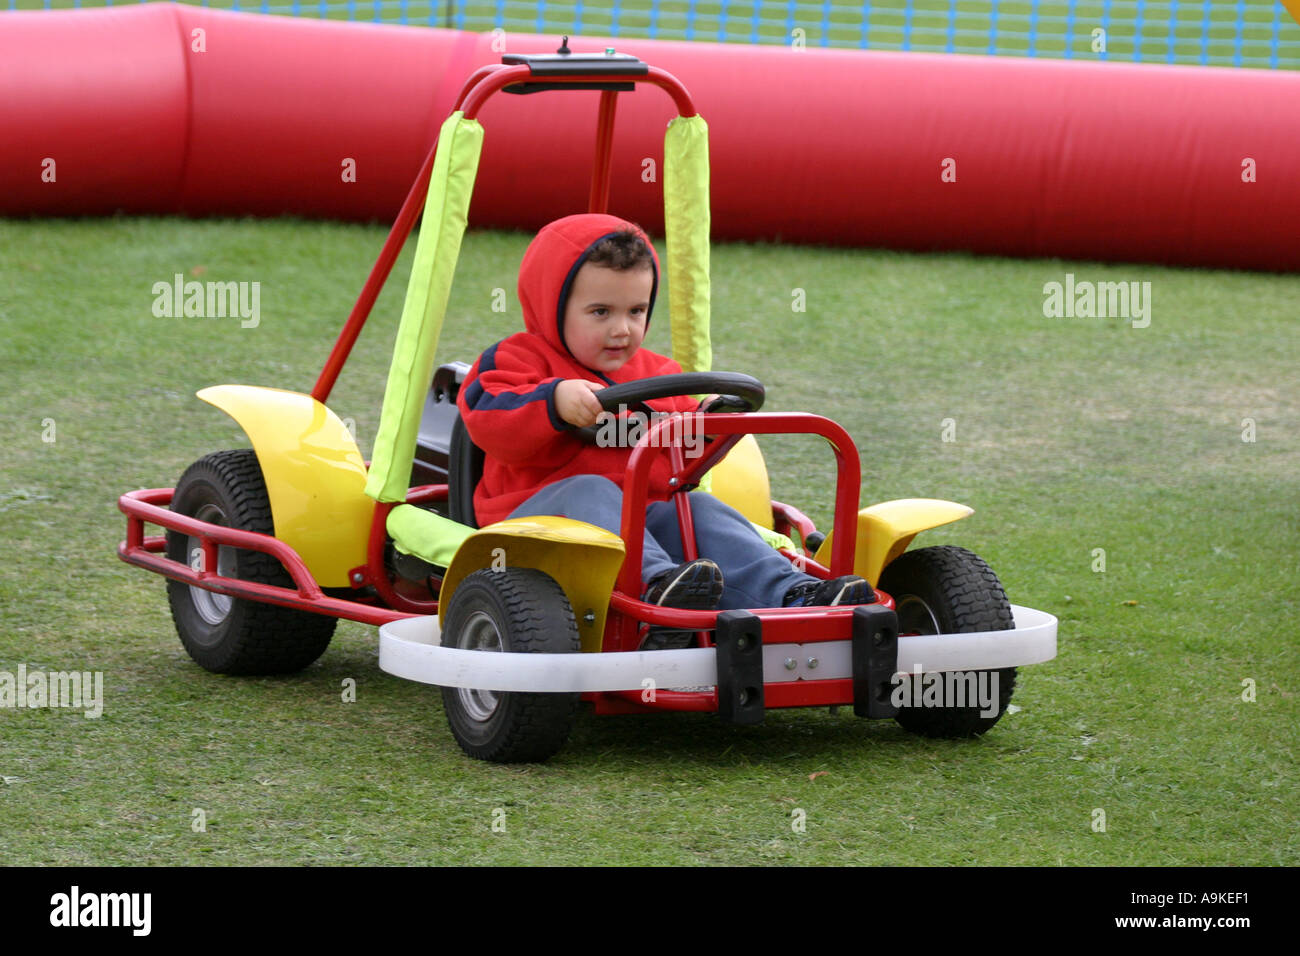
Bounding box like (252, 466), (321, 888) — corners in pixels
(585, 229), (655, 271)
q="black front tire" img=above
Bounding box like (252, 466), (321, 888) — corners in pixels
(440, 568), (581, 763)
(878, 545), (1017, 738)
(165, 450), (336, 675)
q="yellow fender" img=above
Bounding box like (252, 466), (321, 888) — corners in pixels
(196, 385), (373, 587)
(439, 517), (626, 653)
(705, 433), (773, 529)
(813, 498), (975, 586)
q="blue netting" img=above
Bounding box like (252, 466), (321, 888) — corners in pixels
(5, 1), (1297, 69)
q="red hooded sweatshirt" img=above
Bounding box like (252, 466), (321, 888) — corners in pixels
(457, 214), (699, 526)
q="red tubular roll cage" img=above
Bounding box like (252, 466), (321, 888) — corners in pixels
(311, 63), (696, 407)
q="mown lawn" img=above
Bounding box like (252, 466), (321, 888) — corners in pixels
(0, 215), (1296, 864)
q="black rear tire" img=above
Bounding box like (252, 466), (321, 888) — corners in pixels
(165, 450), (336, 675)
(878, 545), (1017, 738)
(440, 568), (580, 763)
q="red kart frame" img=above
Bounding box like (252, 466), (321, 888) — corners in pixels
(117, 53), (899, 718)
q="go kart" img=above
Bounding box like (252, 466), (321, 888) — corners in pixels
(117, 41), (1057, 762)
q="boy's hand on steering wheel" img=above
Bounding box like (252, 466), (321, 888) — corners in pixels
(556, 379), (607, 428)
(698, 393), (750, 413)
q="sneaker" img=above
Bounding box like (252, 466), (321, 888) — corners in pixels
(782, 575), (877, 607)
(639, 559), (724, 650)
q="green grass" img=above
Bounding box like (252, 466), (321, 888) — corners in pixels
(0, 215), (1297, 865)
(6, 1), (1297, 69)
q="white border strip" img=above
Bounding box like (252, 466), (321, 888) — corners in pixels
(378, 605), (1057, 693)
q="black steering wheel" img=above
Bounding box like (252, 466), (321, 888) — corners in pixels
(573, 371), (765, 444)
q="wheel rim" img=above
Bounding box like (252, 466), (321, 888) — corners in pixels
(456, 610), (504, 722)
(895, 595), (942, 706)
(895, 594), (941, 637)
(186, 503), (236, 627)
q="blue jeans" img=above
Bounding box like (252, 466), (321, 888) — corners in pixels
(507, 474), (818, 610)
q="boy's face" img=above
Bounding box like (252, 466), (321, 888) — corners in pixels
(562, 261), (652, 373)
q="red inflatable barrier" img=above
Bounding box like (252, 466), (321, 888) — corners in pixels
(2, 4), (1297, 270)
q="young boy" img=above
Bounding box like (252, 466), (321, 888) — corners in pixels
(457, 213), (875, 647)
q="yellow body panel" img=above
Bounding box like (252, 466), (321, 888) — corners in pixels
(196, 385), (373, 587)
(813, 498), (974, 586)
(706, 434), (772, 529)
(439, 517), (626, 653)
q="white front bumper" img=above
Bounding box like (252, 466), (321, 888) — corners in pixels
(378, 605), (1057, 693)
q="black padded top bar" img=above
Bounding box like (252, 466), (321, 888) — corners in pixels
(501, 50), (649, 78)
